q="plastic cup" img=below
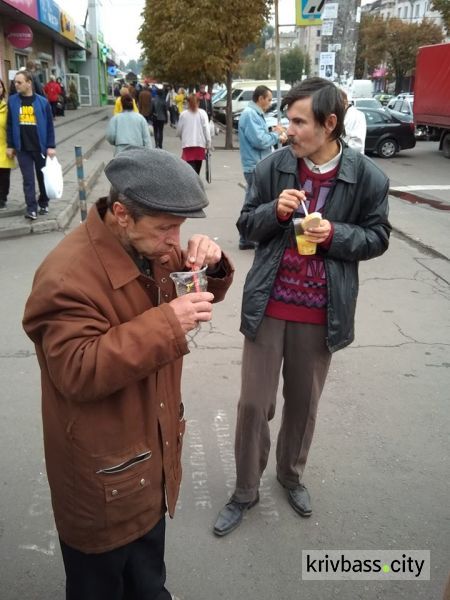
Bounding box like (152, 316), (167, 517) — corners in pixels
(295, 234), (317, 255)
(169, 265), (208, 297)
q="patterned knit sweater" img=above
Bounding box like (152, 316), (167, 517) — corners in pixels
(265, 160), (338, 325)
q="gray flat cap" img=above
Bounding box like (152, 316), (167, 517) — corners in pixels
(104, 146), (208, 218)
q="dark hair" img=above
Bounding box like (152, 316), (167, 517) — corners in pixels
(120, 93), (134, 111)
(0, 78), (6, 101)
(253, 85), (271, 103)
(281, 77), (345, 141)
(15, 70), (33, 83)
(107, 187), (162, 221)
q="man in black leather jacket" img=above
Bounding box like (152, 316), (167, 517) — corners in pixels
(213, 77), (391, 537)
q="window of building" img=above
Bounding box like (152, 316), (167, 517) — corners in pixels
(403, 6), (409, 18)
(316, 43), (320, 51)
(15, 54), (28, 70)
(315, 58), (319, 65)
(317, 29), (321, 36)
(414, 3), (420, 16)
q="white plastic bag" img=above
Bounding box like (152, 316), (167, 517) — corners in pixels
(209, 119), (216, 137)
(41, 156), (64, 199)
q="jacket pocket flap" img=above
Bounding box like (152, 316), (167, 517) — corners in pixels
(104, 468), (151, 503)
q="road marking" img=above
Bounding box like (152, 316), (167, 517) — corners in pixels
(185, 419), (213, 510)
(390, 185), (450, 191)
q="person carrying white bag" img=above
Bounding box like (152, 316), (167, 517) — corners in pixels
(6, 70), (57, 220)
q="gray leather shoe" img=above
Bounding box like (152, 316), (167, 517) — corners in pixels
(213, 493), (259, 537)
(278, 477), (312, 517)
(287, 484), (312, 517)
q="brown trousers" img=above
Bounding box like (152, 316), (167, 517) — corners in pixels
(233, 316), (332, 503)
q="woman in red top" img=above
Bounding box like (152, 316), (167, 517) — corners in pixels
(44, 76), (62, 119)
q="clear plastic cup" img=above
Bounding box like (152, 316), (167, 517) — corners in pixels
(169, 265), (208, 297)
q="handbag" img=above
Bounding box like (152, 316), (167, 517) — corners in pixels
(41, 156), (64, 199)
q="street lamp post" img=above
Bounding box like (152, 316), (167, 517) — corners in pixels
(274, 0), (281, 123)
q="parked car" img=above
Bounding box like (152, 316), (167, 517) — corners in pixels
(386, 93), (428, 139)
(373, 92), (394, 106)
(353, 97), (383, 110)
(360, 107), (416, 158)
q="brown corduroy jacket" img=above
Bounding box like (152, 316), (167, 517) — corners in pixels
(23, 198), (234, 553)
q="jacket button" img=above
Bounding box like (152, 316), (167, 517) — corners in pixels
(140, 478), (146, 486)
(111, 489), (118, 496)
(164, 293), (169, 299)
(160, 402), (164, 408)
(146, 283), (151, 288)
(161, 277), (167, 283)
(165, 441), (169, 446)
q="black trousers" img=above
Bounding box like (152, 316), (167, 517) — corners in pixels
(59, 518), (172, 600)
(187, 160), (202, 174)
(16, 150), (49, 213)
(153, 121), (165, 149)
(0, 168), (11, 204)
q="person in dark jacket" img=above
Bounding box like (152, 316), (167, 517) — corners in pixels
(151, 88), (168, 149)
(213, 77), (391, 537)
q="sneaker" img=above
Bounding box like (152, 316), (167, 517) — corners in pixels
(25, 211), (37, 220)
(38, 206), (49, 215)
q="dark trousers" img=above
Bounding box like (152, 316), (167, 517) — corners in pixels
(49, 100), (58, 118)
(233, 317), (332, 503)
(187, 160), (202, 175)
(16, 151), (49, 213)
(239, 171), (255, 245)
(60, 518), (172, 600)
(153, 121), (165, 149)
(0, 168), (11, 205)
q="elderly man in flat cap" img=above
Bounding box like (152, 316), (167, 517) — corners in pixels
(22, 147), (234, 600)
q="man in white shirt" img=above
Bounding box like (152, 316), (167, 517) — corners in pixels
(341, 90), (366, 154)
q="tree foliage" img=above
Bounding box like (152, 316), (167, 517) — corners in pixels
(280, 48), (311, 85)
(431, 0), (450, 34)
(355, 16), (444, 92)
(138, 0), (272, 147)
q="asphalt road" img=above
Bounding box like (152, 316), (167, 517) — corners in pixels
(0, 133), (448, 600)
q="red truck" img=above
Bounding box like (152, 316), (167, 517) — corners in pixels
(413, 43), (450, 158)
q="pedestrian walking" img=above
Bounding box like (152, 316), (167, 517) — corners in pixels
(151, 88), (168, 149)
(176, 93), (211, 175)
(44, 75), (62, 119)
(113, 86), (138, 115)
(22, 146), (234, 600)
(174, 87), (186, 115)
(341, 90), (367, 154)
(6, 70), (56, 220)
(68, 78), (79, 109)
(106, 94), (153, 155)
(0, 78), (16, 209)
(196, 84), (213, 120)
(237, 85), (287, 250)
(213, 77), (391, 537)
(137, 84), (152, 122)
(25, 60), (45, 96)
(166, 85), (179, 127)
(56, 77), (66, 117)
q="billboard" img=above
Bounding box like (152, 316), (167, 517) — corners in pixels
(3, 0), (38, 20)
(38, 0), (60, 33)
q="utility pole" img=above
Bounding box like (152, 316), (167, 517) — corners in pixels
(86, 0), (101, 106)
(319, 0), (362, 86)
(274, 0), (282, 120)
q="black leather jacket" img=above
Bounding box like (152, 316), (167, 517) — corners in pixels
(237, 144), (391, 353)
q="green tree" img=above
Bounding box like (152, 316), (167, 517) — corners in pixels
(385, 18), (443, 93)
(138, 0), (272, 148)
(431, 0), (450, 34)
(240, 48), (271, 79)
(280, 47), (310, 85)
(355, 15), (388, 79)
